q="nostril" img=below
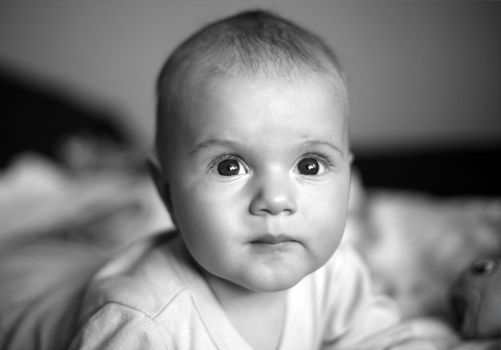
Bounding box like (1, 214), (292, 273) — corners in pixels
(470, 258), (497, 276)
(249, 192), (297, 216)
(248, 175), (298, 216)
(251, 199), (296, 216)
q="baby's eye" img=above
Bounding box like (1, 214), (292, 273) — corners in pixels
(296, 157), (326, 175)
(216, 158), (247, 176)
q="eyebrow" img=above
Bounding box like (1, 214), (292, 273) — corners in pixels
(190, 139), (238, 156)
(191, 138), (345, 157)
(300, 140), (346, 157)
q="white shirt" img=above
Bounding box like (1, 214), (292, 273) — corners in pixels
(69, 232), (408, 350)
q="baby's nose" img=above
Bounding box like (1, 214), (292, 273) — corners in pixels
(249, 172), (297, 216)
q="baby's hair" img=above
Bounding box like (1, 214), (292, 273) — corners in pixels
(155, 9), (348, 160)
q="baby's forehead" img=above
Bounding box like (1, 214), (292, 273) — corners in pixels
(157, 70), (348, 157)
(175, 74), (344, 128)
(183, 69), (346, 108)
(173, 73), (347, 136)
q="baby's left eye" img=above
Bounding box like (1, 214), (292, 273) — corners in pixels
(296, 157), (325, 175)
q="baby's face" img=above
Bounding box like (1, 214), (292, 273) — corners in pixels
(160, 75), (351, 292)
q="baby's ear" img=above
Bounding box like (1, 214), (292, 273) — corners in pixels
(348, 152), (354, 164)
(146, 156), (174, 215)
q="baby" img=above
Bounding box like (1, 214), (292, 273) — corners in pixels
(69, 10), (456, 350)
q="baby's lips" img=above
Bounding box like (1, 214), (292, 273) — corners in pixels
(251, 233), (296, 244)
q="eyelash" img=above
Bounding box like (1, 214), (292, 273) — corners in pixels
(208, 154), (247, 174)
(207, 152), (334, 176)
(297, 153), (334, 174)
(301, 153), (334, 167)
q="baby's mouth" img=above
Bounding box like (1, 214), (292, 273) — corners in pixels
(250, 233), (297, 245)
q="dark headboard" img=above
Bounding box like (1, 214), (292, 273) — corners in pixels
(353, 144), (501, 197)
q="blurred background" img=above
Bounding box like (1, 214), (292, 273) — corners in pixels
(1, 4), (501, 345)
(1, 0), (500, 193)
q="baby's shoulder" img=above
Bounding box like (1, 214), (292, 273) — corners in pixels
(78, 233), (193, 321)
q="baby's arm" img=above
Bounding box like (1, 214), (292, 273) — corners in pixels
(69, 303), (168, 350)
(327, 247), (501, 350)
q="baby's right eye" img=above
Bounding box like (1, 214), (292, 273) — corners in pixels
(214, 158), (247, 176)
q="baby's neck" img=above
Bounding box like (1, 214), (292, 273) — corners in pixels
(206, 274), (287, 350)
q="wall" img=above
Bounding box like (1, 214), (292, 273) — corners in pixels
(1, 0), (499, 153)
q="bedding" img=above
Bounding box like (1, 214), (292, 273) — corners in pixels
(344, 186), (501, 323)
(0, 153), (171, 251)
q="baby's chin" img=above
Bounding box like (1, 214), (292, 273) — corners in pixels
(220, 253), (334, 293)
(245, 279), (302, 293)
(234, 266), (313, 293)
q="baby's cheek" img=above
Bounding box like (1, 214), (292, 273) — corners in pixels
(306, 188), (347, 225)
(316, 202), (347, 251)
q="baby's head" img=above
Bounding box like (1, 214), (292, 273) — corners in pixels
(152, 10), (352, 293)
